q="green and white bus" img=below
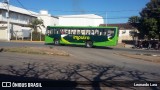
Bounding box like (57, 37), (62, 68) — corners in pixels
(45, 26), (119, 48)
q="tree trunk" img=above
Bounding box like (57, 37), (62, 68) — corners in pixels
(30, 29), (32, 41)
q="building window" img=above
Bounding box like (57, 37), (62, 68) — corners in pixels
(122, 30), (126, 34)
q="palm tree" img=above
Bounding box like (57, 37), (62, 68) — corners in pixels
(28, 18), (45, 41)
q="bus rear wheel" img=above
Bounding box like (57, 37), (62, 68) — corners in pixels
(85, 41), (93, 48)
(54, 39), (60, 45)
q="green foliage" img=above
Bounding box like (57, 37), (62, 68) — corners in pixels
(128, 16), (141, 38)
(28, 18), (45, 41)
(128, 16), (140, 24)
(28, 18), (45, 32)
(140, 0), (160, 40)
(129, 0), (160, 40)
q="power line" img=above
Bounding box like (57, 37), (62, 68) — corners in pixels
(59, 16), (130, 19)
(14, 0), (134, 20)
(16, 0), (45, 23)
(24, 7), (139, 13)
(16, 0), (36, 16)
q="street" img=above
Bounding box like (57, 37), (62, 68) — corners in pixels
(0, 41), (160, 73)
(0, 41), (160, 89)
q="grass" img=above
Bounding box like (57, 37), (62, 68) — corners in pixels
(2, 47), (70, 56)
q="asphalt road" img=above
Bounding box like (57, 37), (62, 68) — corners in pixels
(0, 41), (159, 55)
(0, 41), (160, 74)
(1, 41), (160, 89)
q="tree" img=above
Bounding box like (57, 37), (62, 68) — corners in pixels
(128, 16), (140, 24)
(139, 0), (160, 40)
(28, 18), (45, 41)
(128, 16), (140, 45)
(128, 16), (140, 35)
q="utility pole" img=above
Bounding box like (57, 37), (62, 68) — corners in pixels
(105, 12), (108, 26)
(4, 0), (10, 41)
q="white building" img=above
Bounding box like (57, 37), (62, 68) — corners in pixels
(37, 10), (59, 34)
(0, 2), (37, 40)
(58, 14), (104, 26)
(0, 3), (105, 41)
(100, 23), (139, 43)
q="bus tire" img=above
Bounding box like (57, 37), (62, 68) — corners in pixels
(85, 41), (93, 48)
(54, 39), (60, 45)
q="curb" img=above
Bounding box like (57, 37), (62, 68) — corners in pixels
(10, 40), (44, 43)
(135, 53), (160, 57)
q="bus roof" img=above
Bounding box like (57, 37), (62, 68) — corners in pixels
(47, 26), (118, 29)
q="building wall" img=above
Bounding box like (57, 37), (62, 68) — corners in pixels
(0, 27), (7, 40)
(0, 10), (35, 25)
(0, 3), (37, 25)
(11, 24), (22, 38)
(59, 14), (104, 26)
(0, 10), (36, 40)
(1, 3), (105, 40)
(37, 10), (59, 34)
(118, 29), (137, 43)
(0, 3), (37, 40)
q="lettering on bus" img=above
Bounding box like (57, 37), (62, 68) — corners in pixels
(73, 36), (90, 40)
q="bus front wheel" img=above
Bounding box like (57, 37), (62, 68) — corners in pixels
(85, 41), (93, 48)
(54, 39), (60, 45)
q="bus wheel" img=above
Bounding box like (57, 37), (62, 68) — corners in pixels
(86, 41), (93, 48)
(54, 39), (60, 45)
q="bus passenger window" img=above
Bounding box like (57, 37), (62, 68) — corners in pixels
(76, 30), (81, 35)
(95, 30), (99, 35)
(107, 29), (115, 38)
(81, 30), (85, 35)
(72, 29), (76, 34)
(103, 29), (107, 36)
(46, 30), (50, 35)
(56, 30), (59, 34)
(86, 30), (91, 35)
(65, 31), (68, 34)
(61, 30), (65, 34)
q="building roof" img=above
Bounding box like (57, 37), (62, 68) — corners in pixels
(0, 2), (38, 17)
(100, 23), (136, 29)
(58, 14), (103, 19)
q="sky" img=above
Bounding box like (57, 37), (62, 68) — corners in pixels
(6, 0), (150, 24)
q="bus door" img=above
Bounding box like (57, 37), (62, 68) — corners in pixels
(60, 29), (73, 44)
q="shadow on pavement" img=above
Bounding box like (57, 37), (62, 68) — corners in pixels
(45, 44), (114, 50)
(0, 63), (159, 90)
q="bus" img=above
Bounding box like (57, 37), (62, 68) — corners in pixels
(45, 26), (119, 48)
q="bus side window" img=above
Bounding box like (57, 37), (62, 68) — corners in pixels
(81, 30), (85, 35)
(46, 29), (50, 35)
(61, 30), (65, 34)
(70, 29), (74, 34)
(71, 29), (76, 35)
(57, 29), (60, 34)
(53, 29), (56, 34)
(91, 30), (94, 35)
(95, 29), (99, 35)
(99, 29), (104, 36)
(107, 29), (115, 38)
(76, 30), (81, 35)
(99, 32), (102, 36)
(86, 30), (90, 35)
(103, 29), (107, 36)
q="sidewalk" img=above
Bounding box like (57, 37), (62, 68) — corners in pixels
(115, 52), (160, 63)
(112, 43), (133, 49)
(10, 40), (44, 43)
